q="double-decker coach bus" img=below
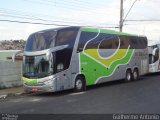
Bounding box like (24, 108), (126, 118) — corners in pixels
(148, 44), (160, 73)
(13, 26), (148, 92)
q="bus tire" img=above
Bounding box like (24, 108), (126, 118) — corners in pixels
(125, 69), (133, 82)
(133, 69), (139, 81)
(74, 76), (86, 92)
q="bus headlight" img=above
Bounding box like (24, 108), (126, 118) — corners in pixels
(44, 79), (53, 85)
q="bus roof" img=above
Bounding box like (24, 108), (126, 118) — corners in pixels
(33, 26), (145, 38)
(81, 27), (136, 36)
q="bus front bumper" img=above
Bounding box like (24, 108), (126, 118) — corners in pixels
(23, 83), (55, 92)
(23, 78), (56, 92)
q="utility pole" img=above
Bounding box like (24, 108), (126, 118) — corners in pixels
(119, 0), (139, 32)
(119, 0), (123, 32)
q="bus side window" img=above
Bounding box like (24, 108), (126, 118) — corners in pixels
(138, 37), (147, 49)
(57, 63), (64, 72)
(153, 48), (159, 63)
(78, 32), (98, 52)
(56, 30), (77, 46)
(130, 36), (147, 49)
(130, 36), (138, 49)
(99, 35), (119, 49)
(119, 36), (129, 49)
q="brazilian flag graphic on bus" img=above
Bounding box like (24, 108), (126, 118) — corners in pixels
(79, 28), (134, 85)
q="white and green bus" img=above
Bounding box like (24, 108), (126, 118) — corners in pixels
(13, 27), (148, 92)
(148, 44), (160, 73)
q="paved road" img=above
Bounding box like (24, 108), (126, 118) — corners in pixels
(0, 73), (160, 114)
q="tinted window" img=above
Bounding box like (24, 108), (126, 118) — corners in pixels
(119, 36), (129, 49)
(129, 36), (138, 49)
(78, 32), (147, 51)
(78, 33), (131, 50)
(139, 37), (148, 49)
(78, 32), (98, 52)
(53, 49), (70, 73)
(153, 48), (159, 63)
(56, 30), (78, 47)
(25, 27), (79, 51)
(23, 55), (50, 78)
(25, 30), (57, 51)
(78, 32), (113, 51)
(130, 36), (147, 49)
(99, 35), (119, 49)
(53, 27), (79, 73)
(86, 34), (114, 50)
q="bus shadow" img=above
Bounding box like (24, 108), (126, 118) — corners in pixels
(145, 72), (160, 77)
(27, 89), (74, 98)
(86, 79), (125, 91)
(27, 73), (159, 97)
(84, 74), (156, 91)
(28, 79), (127, 97)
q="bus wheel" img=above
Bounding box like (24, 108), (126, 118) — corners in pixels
(133, 69), (139, 81)
(74, 76), (86, 92)
(125, 69), (133, 82)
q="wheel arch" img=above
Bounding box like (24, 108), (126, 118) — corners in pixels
(125, 67), (132, 73)
(74, 73), (86, 92)
(133, 66), (139, 72)
(125, 67), (133, 82)
(73, 73), (86, 87)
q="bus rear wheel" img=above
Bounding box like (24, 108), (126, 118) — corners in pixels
(74, 76), (86, 92)
(133, 69), (139, 81)
(125, 69), (133, 82)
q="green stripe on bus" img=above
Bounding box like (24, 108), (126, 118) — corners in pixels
(84, 49), (128, 67)
(81, 27), (133, 36)
(22, 77), (38, 84)
(80, 49), (134, 85)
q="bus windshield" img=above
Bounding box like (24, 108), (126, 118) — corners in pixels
(23, 55), (53, 78)
(25, 30), (57, 51)
(25, 29), (78, 51)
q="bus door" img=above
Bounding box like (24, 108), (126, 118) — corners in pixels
(152, 47), (159, 71)
(149, 47), (160, 72)
(53, 51), (71, 91)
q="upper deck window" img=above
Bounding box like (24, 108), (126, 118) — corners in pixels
(25, 27), (79, 51)
(25, 30), (57, 51)
(55, 30), (78, 47)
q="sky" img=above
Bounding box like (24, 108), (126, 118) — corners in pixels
(0, 0), (160, 45)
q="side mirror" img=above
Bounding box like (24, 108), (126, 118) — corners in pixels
(12, 50), (23, 62)
(46, 52), (50, 61)
(152, 48), (158, 56)
(46, 44), (68, 61)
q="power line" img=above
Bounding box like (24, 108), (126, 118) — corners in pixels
(0, 14), (94, 25)
(0, 1), (119, 28)
(22, 0), (107, 16)
(0, 8), (80, 22)
(123, 0), (139, 22)
(29, 0), (107, 10)
(0, 19), (118, 28)
(125, 20), (160, 22)
(0, 19), (69, 26)
(0, 12), (116, 27)
(0, 8), (117, 27)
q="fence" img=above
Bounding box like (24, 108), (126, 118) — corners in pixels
(0, 61), (22, 89)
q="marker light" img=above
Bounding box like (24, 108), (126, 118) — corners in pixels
(32, 88), (38, 91)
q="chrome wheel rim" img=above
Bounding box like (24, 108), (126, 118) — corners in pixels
(133, 71), (138, 80)
(76, 79), (83, 90)
(127, 72), (131, 81)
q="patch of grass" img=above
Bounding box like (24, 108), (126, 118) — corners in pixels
(7, 93), (17, 97)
